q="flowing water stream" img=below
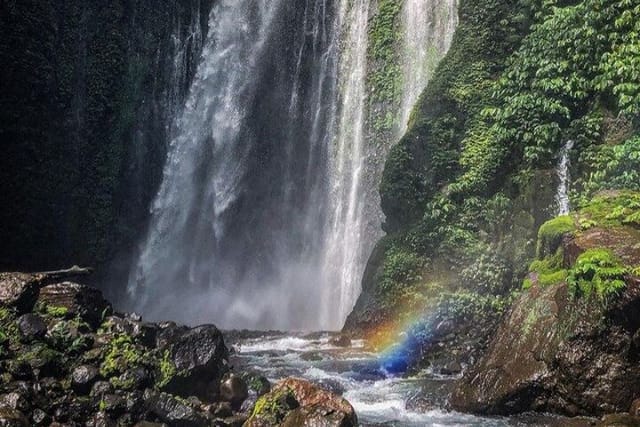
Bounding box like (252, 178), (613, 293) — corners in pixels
(555, 140), (575, 215)
(229, 333), (579, 426)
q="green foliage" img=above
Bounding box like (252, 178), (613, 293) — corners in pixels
(379, 247), (426, 292)
(46, 305), (69, 318)
(578, 136), (640, 196)
(578, 191), (640, 227)
(568, 248), (628, 299)
(436, 292), (510, 319)
(536, 216), (575, 258)
(368, 0), (403, 110)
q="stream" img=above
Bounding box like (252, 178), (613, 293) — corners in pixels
(228, 333), (582, 426)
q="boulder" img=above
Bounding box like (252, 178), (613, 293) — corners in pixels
(143, 391), (208, 427)
(219, 374), (248, 410)
(246, 378), (357, 427)
(0, 268), (92, 313)
(37, 282), (111, 328)
(71, 365), (100, 395)
(0, 273), (40, 313)
(0, 393), (29, 414)
(16, 314), (46, 341)
(451, 280), (640, 416)
(0, 407), (28, 427)
(160, 325), (228, 400)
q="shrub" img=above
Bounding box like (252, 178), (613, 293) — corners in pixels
(567, 248), (628, 299)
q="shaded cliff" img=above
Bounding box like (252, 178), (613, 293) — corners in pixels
(0, 0), (214, 278)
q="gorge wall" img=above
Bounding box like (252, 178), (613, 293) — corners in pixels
(0, 0), (214, 286)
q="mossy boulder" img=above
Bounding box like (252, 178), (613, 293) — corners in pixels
(245, 378), (357, 427)
(452, 193), (640, 416)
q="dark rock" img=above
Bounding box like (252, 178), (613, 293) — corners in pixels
(37, 282), (111, 328)
(71, 365), (100, 395)
(16, 314), (46, 340)
(239, 390), (257, 414)
(160, 325), (228, 400)
(134, 422), (169, 427)
(87, 411), (116, 427)
(155, 322), (189, 349)
(101, 394), (126, 417)
(133, 422), (169, 427)
(31, 408), (50, 426)
(452, 279), (640, 416)
(221, 414), (248, 426)
(144, 391), (208, 427)
(330, 334), (351, 347)
(220, 374), (248, 410)
(91, 381), (114, 397)
(207, 401), (233, 418)
(0, 407), (28, 427)
(114, 367), (152, 391)
(101, 317), (158, 348)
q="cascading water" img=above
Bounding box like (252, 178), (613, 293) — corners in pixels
(399, 0), (458, 133)
(556, 140), (574, 215)
(128, 0), (459, 331)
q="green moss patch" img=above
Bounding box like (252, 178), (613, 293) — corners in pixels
(537, 216), (576, 258)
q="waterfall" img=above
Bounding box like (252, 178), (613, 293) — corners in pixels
(128, 0), (458, 331)
(399, 0), (458, 133)
(556, 140), (574, 215)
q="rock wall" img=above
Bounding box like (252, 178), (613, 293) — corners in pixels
(0, 0), (214, 276)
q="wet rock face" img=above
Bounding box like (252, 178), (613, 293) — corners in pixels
(451, 280), (640, 416)
(160, 324), (228, 400)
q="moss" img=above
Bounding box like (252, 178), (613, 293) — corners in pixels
(568, 248), (628, 299)
(527, 248), (568, 288)
(46, 306), (69, 318)
(536, 216), (576, 258)
(100, 334), (146, 378)
(156, 349), (177, 389)
(250, 388), (297, 424)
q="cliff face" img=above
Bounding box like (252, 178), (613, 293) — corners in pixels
(344, 0), (640, 385)
(0, 0), (214, 276)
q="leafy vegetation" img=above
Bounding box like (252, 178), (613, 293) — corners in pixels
(568, 249), (628, 299)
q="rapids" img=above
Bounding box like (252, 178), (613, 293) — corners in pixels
(229, 333), (580, 426)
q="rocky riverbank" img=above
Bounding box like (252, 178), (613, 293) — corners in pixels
(0, 270), (356, 426)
